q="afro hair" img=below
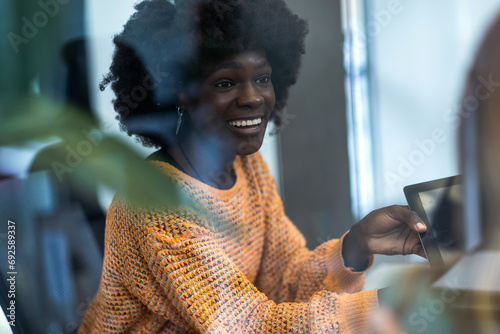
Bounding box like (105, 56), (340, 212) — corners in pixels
(101, 0), (309, 147)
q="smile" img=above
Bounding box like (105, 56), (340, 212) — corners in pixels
(228, 117), (263, 128)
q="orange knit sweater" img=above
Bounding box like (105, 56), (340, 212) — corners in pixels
(79, 152), (378, 333)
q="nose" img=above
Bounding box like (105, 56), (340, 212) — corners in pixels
(236, 82), (264, 109)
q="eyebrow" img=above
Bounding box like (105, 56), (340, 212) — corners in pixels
(213, 60), (271, 71)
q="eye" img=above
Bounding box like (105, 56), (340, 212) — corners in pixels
(215, 81), (234, 88)
(256, 76), (271, 84)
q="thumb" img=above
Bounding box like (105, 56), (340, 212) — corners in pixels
(388, 205), (427, 233)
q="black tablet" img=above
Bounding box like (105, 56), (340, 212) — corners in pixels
(404, 175), (464, 267)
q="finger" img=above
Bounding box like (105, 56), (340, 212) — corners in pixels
(410, 211), (427, 233)
(405, 232), (426, 258)
(388, 205), (427, 233)
(418, 246), (426, 259)
(413, 242), (427, 258)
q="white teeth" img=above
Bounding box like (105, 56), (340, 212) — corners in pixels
(229, 118), (262, 128)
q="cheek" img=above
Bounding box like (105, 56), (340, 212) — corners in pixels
(265, 89), (276, 110)
(201, 94), (233, 118)
(192, 97), (230, 124)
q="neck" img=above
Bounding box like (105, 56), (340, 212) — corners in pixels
(164, 134), (237, 190)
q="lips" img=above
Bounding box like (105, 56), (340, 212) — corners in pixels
(225, 116), (264, 135)
(228, 117), (262, 128)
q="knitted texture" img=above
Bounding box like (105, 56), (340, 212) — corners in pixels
(79, 152), (378, 333)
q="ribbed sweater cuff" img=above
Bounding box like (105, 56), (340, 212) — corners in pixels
(323, 232), (374, 291)
(337, 289), (379, 334)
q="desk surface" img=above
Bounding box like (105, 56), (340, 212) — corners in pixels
(433, 250), (500, 292)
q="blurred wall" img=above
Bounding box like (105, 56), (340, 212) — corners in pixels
(361, 0), (500, 282)
(280, 0), (353, 248)
(368, 0), (500, 208)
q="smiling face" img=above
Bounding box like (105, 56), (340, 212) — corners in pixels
(180, 50), (276, 155)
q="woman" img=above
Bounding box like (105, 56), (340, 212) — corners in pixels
(79, 0), (426, 332)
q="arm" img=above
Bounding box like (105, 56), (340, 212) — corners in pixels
(251, 154), (373, 302)
(248, 154), (428, 303)
(256, 200), (428, 304)
(254, 197), (373, 302)
(121, 204), (379, 334)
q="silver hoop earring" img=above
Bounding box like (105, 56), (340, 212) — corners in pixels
(175, 106), (184, 136)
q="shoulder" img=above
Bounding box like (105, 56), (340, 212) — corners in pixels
(107, 194), (211, 238)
